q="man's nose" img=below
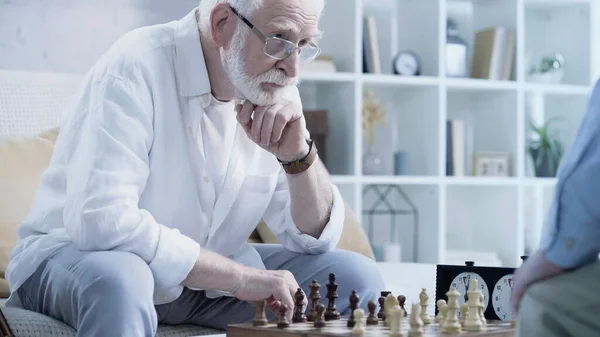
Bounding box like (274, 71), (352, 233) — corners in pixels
(278, 50), (300, 78)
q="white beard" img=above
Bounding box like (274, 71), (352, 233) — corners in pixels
(222, 26), (298, 106)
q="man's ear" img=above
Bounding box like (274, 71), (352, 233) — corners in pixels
(209, 4), (236, 47)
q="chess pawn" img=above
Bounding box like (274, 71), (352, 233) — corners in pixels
(389, 306), (404, 337)
(366, 300), (379, 325)
(307, 280), (321, 322)
(419, 288), (431, 324)
(377, 295), (386, 320)
(397, 295), (407, 317)
(251, 300), (268, 326)
(464, 279), (483, 331)
(347, 290), (360, 327)
(408, 302), (424, 337)
(384, 294), (399, 327)
(293, 288), (307, 323)
(351, 308), (366, 335)
(435, 299), (446, 323)
(314, 304), (326, 328)
(441, 288), (462, 334)
(460, 303), (468, 326)
(324, 273), (340, 320)
(277, 304), (290, 329)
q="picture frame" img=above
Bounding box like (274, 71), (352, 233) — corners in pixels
(473, 151), (511, 177)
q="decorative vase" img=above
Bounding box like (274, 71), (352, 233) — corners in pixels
(530, 148), (559, 177)
(363, 149), (383, 175)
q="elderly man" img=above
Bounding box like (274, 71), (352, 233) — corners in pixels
(511, 79), (600, 336)
(5, 0), (385, 335)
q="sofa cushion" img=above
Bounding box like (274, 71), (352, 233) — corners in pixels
(0, 128), (59, 298)
(255, 200), (375, 260)
(0, 307), (222, 337)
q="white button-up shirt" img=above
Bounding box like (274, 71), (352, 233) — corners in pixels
(6, 8), (344, 305)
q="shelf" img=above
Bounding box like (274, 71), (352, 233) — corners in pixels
(445, 78), (518, 92)
(360, 176), (439, 186)
(361, 74), (440, 87)
(524, 83), (592, 95)
(300, 72), (357, 83)
(445, 177), (520, 186)
(525, 0), (591, 9)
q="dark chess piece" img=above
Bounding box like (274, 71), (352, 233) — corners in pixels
(293, 288), (307, 323)
(307, 280), (321, 322)
(314, 304), (326, 328)
(347, 290), (360, 327)
(397, 295), (407, 317)
(378, 295), (386, 319)
(324, 273), (340, 320)
(367, 300), (379, 325)
(277, 304), (290, 328)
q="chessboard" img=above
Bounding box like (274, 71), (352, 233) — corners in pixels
(226, 316), (515, 337)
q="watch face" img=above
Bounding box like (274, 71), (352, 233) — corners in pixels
(492, 274), (514, 320)
(450, 272), (490, 318)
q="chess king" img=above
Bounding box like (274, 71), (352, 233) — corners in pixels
(3, 0), (386, 335)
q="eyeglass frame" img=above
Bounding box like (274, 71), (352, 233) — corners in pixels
(228, 5), (322, 64)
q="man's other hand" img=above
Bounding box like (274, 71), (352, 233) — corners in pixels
(511, 250), (564, 315)
(236, 99), (309, 163)
(231, 267), (306, 321)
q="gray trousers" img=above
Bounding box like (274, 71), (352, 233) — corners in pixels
(13, 243), (385, 336)
(516, 260), (600, 337)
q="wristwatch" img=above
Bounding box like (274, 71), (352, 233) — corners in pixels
(278, 139), (318, 174)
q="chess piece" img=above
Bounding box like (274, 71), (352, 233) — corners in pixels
(460, 303), (468, 326)
(277, 304), (290, 328)
(419, 288), (431, 324)
(366, 300), (379, 325)
(307, 280), (321, 321)
(292, 288), (307, 323)
(464, 279), (483, 331)
(384, 294), (398, 327)
(511, 318), (516, 327)
(351, 308), (366, 335)
(397, 295), (407, 317)
(435, 299), (446, 323)
(314, 304), (326, 328)
(252, 300), (268, 326)
(478, 292), (487, 326)
(441, 288), (462, 334)
(347, 290), (360, 327)
(324, 273), (340, 320)
(377, 295), (386, 320)
(389, 306), (404, 337)
(408, 302), (424, 336)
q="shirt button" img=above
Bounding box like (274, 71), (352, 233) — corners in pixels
(202, 94), (209, 103)
(203, 176), (210, 183)
(188, 126), (193, 134)
(564, 237), (575, 249)
(162, 296), (168, 301)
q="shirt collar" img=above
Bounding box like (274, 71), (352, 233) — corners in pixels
(174, 9), (212, 98)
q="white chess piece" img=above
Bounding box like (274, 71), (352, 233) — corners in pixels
(419, 288), (431, 324)
(464, 279), (483, 331)
(478, 292), (487, 326)
(435, 299), (446, 323)
(384, 294), (398, 327)
(389, 306), (404, 337)
(441, 288), (462, 334)
(408, 302), (424, 336)
(351, 308), (365, 335)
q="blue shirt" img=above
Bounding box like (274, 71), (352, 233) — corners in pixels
(540, 79), (600, 269)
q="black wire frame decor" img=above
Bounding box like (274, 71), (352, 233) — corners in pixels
(362, 184), (419, 262)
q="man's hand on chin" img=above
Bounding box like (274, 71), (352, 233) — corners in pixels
(235, 98), (309, 162)
(510, 250), (564, 315)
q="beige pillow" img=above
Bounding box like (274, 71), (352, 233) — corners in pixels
(255, 201), (375, 260)
(0, 128), (58, 298)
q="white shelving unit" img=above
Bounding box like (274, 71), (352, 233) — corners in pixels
(297, 0), (600, 267)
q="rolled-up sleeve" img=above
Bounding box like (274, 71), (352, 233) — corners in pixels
(62, 73), (200, 288)
(261, 168), (344, 254)
(540, 79), (600, 270)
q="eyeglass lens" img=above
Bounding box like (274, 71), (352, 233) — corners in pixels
(264, 38), (320, 63)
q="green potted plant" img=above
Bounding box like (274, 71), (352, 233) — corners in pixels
(528, 117), (565, 177)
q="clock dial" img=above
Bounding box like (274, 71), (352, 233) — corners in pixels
(450, 272), (490, 318)
(492, 274), (514, 321)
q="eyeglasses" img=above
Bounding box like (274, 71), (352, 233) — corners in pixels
(229, 6), (321, 64)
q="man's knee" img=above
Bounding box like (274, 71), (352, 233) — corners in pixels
(323, 250), (385, 299)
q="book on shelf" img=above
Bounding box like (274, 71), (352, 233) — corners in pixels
(471, 26), (515, 81)
(300, 54), (336, 73)
(362, 15), (381, 74)
(446, 119), (466, 176)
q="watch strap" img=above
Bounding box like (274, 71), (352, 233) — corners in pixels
(279, 139), (318, 174)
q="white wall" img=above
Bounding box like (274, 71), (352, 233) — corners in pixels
(0, 0), (199, 73)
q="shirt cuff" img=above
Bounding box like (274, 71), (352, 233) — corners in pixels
(284, 183), (345, 254)
(148, 226), (201, 287)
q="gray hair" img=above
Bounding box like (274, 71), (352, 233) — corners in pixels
(197, 0), (263, 33)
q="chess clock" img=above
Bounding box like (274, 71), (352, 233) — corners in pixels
(435, 261), (518, 321)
